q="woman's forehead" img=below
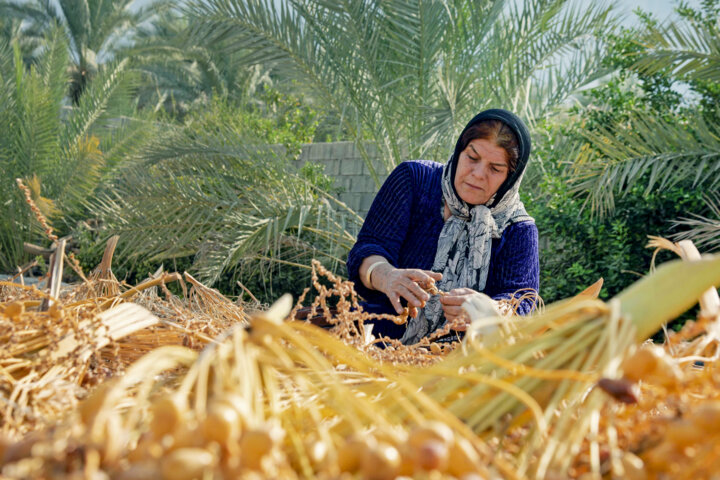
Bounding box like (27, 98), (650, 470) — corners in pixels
(465, 139), (508, 165)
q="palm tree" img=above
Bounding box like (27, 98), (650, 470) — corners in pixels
(0, 15), (43, 61)
(123, 11), (278, 116)
(85, 121), (362, 287)
(185, 0), (619, 183)
(0, 28), (155, 271)
(0, 0), (174, 102)
(78, 0), (619, 287)
(571, 9), (720, 246)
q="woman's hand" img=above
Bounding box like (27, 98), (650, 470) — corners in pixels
(372, 264), (442, 315)
(439, 288), (498, 330)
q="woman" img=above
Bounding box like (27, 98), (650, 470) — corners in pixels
(346, 108), (539, 344)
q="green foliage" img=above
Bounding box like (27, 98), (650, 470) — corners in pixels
(186, 0), (620, 183)
(0, 0), (174, 102)
(124, 10), (270, 117)
(298, 161), (342, 196)
(183, 87), (320, 159)
(0, 28), (155, 272)
(530, 2), (719, 303)
(526, 172), (707, 303)
(78, 92), (357, 301)
(570, 3), (720, 220)
(0, 16), (42, 63)
(74, 90), (336, 303)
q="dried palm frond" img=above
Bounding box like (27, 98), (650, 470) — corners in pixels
(0, 252), (252, 436)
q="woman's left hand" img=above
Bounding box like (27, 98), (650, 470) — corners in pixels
(439, 288), (498, 330)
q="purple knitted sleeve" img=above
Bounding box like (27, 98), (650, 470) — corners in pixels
(484, 221), (540, 315)
(346, 162), (414, 300)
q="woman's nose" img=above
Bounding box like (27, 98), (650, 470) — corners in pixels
(470, 162), (487, 181)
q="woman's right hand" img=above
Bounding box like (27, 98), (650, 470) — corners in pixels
(371, 264), (442, 315)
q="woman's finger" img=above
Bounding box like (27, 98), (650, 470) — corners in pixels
(401, 278), (430, 303)
(422, 270), (443, 281)
(388, 293), (404, 315)
(449, 287), (475, 296)
(407, 269), (440, 286)
(397, 284), (423, 308)
(439, 295), (466, 306)
(442, 304), (463, 318)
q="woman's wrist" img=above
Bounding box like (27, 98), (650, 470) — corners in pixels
(370, 262), (394, 291)
(365, 260), (388, 289)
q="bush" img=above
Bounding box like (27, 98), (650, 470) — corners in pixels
(527, 2), (718, 305)
(525, 175), (707, 304)
(73, 90), (343, 305)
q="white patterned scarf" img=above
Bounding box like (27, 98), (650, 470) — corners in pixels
(400, 158), (532, 345)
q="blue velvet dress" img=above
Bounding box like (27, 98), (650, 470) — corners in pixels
(346, 160), (539, 339)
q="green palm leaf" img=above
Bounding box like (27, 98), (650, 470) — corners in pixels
(87, 124), (361, 286)
(572, 111), (720, 214)
(7, 36), (65, 185)
(631, 17), (720, 82)
(671, 193), (720, 252)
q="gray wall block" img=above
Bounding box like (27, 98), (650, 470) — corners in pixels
(291, 142), (396, 218)
(339, 158), (363, 175)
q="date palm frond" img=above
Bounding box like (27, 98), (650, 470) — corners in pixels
(631, 16), (720, 82)
(572, 111), (720, 215)
(671, 194), (720, 252)
(86, 124), (362, 286)
(185, 0), (619, 182)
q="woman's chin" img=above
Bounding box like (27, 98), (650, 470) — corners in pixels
(459, 192), (489, 205)
(456, 184), (489, 205)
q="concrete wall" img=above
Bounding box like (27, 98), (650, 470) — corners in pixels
(293, 141), (389, 218)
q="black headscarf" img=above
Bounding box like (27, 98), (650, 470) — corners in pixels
(449, 108), (532, 208)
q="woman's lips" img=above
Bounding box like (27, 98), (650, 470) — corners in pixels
(464, 182), (483, 191)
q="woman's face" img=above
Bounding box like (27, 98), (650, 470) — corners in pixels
(453, 138), (509, 205)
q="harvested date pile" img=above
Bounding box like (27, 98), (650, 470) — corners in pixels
(0, 295), (508, 479)
(0, 238), (719, 479)
(573, 308), (720, 478)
